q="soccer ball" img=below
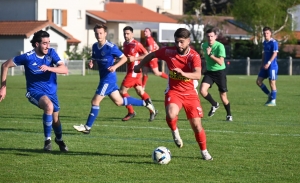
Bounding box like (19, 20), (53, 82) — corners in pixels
(152, 146), (171, 165)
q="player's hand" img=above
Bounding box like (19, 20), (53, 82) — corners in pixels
(134, 65), (142, 73)
(108, 66), (116, 72)
(89, 60), (93, 68)
(206, 47), (212, 55)
(0, 87), (7, 102)
(127, 56), (135, 62)
(39, 65), (51, 72)
(173, 68), (183, 76)
(263, 63), (270, 70)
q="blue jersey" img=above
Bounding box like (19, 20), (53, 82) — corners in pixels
(92, 41), (124, 84)
(13, 48), (62, 94)
(263, 38), (278, 68)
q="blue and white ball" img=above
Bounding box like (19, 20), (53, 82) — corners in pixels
(152, 146), (171, 165)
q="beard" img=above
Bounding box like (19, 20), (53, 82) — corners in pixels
(176, 46), (189, 55)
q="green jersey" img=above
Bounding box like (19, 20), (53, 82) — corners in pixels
(202, 41), (226, 71)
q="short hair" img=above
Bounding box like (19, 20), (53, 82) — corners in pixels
(123, 26), (133, 32)
(144, 27), (151, 32)
(94, 23), (107, 32)
(206, 28), (218, 35)
(174, 28), (191, 39)
(263, 27), (272, 32)
(30, 30), (50, 48)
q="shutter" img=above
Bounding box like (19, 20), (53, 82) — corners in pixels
(62, 9), (67, 26)
(47, 9), (53, 22)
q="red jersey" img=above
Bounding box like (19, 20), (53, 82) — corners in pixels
(123, 39), (147, 78)
(145, 36), (159, 52)
(155, 47), (201, 92)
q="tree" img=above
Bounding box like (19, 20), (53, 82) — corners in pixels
(231, 0), (299, 44)
(184, 0), (232, 15)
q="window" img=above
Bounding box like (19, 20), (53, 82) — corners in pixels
(47, 9), (67, 26)
(77, 10), (81, 19)
(136, 0), (143, 5)
(163, 0), (171, 10)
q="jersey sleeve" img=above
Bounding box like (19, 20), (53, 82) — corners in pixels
(49, 48), (62, 65)
(154, 47), (167, 60)
(13, 53), (28, 66)
(137, 43), (147, 55)
(273, 41), (279, 52)
(192, 53), (202, 68)
(216, 44), (226, 58)
(112, 45), (124, 58)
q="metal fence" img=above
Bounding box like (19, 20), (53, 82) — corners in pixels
(1, 57), (300, 76)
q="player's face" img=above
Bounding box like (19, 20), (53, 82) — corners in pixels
(206, 32), (217, 45)
(36, 37), (50, 56)
(94, 28), (107, 43)
(263, 30), (272, 41)
(144, 29), (151, 37)
(174, 37), (190, 55)
(123, 30), (133, 42)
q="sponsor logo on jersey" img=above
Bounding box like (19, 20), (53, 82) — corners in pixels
(169, 70), (190, 81)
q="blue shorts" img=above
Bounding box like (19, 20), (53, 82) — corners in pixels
(258, 66), (278, 80)
(25, 91), (60, 112)
(96, 82), (119, 96)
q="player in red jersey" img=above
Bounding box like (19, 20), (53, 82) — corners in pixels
(142, 28), (168, 89)
(120, 26), (157, 122)
(134, 28), (213, 160)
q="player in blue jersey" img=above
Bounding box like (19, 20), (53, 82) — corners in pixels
(256, 27), (278, 106)
(0, 30), (69, 152)
(73, 24), (156, 134)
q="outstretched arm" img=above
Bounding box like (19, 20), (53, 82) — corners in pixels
(134, 52), (156, 73)
(0, 58), (16, 101)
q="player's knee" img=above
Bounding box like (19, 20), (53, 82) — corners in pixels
(256, 80), (262, 86)
(43, 102), (54, 113)
(199, 88), (207, 96)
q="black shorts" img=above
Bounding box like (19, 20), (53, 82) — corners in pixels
(201, 69), (228, 92)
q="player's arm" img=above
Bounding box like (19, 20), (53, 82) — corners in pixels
(108, 55), (127, 72)
(128, 50), (149, 62)
(173, 67), (201, 80)
(134, 52), (156, 73)
(39, 61), (68, 74)
(0, 58), (15, 101)
(209, 54), (224, 66)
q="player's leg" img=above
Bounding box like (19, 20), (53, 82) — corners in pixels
(183, 95), (212, 160)
(109, 87), (156, 115)
(265, 67), (278, 106)
(32, 94), (54, 151)
(120, 83), (136, 121)
(135, 85), (158, 121)
(150, 60), (168, 79)
(256, 69), (271, 104)
(142, 66), (149, 89)
(215, 70), (232, 121)
(49, 94), (68, 151)
(165, 92), (183, 148)
(200, 73), (219, 117)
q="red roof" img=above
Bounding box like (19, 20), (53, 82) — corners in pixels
(87, 2), (177, 23)
(0, 20), (80, 44)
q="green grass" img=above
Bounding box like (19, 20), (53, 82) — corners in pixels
(0, 74), (299, 183)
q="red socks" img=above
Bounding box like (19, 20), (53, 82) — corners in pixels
(121, 93), (134, 113)
(195, 129), (207, 151)
(166, 116), (178, 131)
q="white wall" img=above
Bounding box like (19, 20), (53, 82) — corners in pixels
(37, 0), (105, 48)
(134, 0), (183, 15)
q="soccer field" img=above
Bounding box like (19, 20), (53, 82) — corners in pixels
(0, 74), (299, 182)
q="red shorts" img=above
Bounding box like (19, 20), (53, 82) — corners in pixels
(165, 90), (203, 119)
(121, 76), (142, 88)
(145, 58), (159, 69)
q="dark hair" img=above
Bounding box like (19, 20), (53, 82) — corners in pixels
(174, 28), (190, 39)
(144, 27), (151, 32)
(30, 30), (50, 48)
(94, 23), (107, 32)
(263, 27), (272, 32)
(123, 26), (133, 32)
(206, 28), (218, 35)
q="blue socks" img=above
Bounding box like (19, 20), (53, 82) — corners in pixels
(271, 90), (277, 100)
(123, 97), (143, 106)
(260, 83), (270, 95)
(86, 105), (100, 128)
(43, 114), (52, 140)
